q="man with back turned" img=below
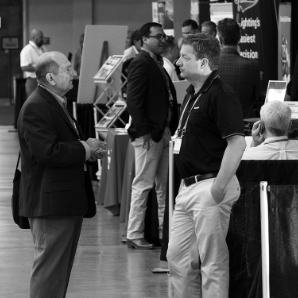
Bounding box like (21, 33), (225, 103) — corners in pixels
(217, 18), (260, 118)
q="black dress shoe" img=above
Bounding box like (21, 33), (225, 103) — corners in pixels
(127, 238), (154, 250)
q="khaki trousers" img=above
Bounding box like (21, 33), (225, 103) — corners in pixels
(29, 216), (83, 298)
(167, 176), (240, 298)
(127, 127), (171, 240)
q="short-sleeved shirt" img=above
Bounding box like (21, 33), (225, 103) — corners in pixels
(242, 137), (298, 160)
(175, 70), (244, 178)
(20, 41), (46, 78)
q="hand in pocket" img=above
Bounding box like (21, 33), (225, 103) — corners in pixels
(210, 181), (225, 204)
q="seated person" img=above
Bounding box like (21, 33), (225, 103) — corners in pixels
(242, 100), (298, 160)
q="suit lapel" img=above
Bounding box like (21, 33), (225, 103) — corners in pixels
(141, 51), (167, 85)
(37, 86), (79, 137)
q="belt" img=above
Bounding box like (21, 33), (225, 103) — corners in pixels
(183, 172), (217, 187)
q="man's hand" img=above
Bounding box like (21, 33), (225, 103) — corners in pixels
(86, 138), (107, 161)
(210, 180), (225, 204)
(251, 120), (265, 147)
(142, 133), (152, 150)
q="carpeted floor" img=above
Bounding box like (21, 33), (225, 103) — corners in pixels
(0, 98), (14, 126)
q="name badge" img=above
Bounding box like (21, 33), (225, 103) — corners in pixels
(173, 138), (182, 154)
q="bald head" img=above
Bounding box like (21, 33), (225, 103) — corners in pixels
(36, 52), (60, 84)
(36, 51), (76, 96)
(31, 29), (44, 47)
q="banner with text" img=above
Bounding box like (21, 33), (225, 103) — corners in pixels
(233, 0), (265, 93)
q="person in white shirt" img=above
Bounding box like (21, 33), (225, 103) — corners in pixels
(20, 29), (47, 97)
(123, 30), (141, 61)
(161, 35), (179, 81)
(242, 100), (298, 160)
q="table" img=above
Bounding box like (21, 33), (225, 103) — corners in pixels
(96, 129), (130, 215)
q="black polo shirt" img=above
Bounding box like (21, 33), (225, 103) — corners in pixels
(175, 70), (244, 179)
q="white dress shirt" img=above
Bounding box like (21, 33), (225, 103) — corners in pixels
(163, 57), (179, 81)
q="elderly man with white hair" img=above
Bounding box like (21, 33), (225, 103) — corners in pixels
(242, 100), (298, 160)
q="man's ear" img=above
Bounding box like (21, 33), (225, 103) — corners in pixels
(142, 36), (147, 46)
(46, 73), (55, 86)
(201, 58), (208, 68)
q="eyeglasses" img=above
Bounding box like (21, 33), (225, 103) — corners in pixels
(147, 34), (167, 41)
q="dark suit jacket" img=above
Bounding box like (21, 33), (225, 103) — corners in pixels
(126, 50), (178, 142)
(218, 47), (260, 118)
(17, 86), (95, 218)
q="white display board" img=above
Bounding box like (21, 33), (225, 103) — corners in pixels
(77, 25), (128, 104)
(210, 3), (233, 24)
(264, 80), (287, 103)
(285, 102), (298, 119)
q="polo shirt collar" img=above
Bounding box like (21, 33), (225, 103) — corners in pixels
(263, 136), (289, 145)
(29, 40), (39, 49)
(186, 70), (220, 96)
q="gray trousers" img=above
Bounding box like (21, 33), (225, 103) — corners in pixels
(29, 216), (83, 298)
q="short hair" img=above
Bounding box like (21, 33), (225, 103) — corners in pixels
(129, 30), (141, 46)
(163, 35), (178, 52)
(182, 19), (199, 30)
(139, 22), (162, 46)
(35, 53), (59, 84)
(217, 18), (240, 46)
(260, 100), (292, 136)
(201, 21), (217, 35)
(181, 33), (220, 71)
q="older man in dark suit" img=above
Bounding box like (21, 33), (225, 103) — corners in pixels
(126, 22), (178, 249)
(18, 51), (106, 298)
(217, 18), (260, 118)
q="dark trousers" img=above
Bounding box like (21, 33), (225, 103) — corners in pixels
(25, 77), (38, 98)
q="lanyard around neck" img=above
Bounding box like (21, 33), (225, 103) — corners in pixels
(177, 93), (202, 138)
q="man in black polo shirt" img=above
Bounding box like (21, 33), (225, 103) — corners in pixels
(167, 33), (246, 298)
